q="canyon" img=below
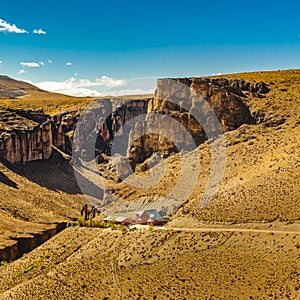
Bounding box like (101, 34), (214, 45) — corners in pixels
(0, 69), (299, 299)
(0, 77), (269, 169)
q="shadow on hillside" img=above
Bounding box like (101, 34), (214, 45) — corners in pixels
(4, 150), (103, 200)
(0, 171), (18, 189)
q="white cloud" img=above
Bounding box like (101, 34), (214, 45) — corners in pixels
(100, 88), (155, 97)
(0, 18), (27, 34)
(34, 76), (128, 97)
(20, 61), (41, 68)
(48, 59), (52, 63)
(66, 62), (72, 66)
(17, 69), (27, 75)
(39, 61), (45, 66)
(0, 60), (2, 64)
(33, 28), (46, 35)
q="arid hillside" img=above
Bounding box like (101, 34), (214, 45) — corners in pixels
(0, 75), (94, 114)
(0, 76), (40, 98)
(105, 69), (300, 225)
(0, 226), (299, 299)
(0, 150), (86, 252)
(0, 69), (299, 299)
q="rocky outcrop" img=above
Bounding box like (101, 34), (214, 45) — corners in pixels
(51, 113), (78, 154)
(0, 77), (269, 167)
(127, 77), (268, 165)
(71, 78), (269, 170)
(73, 98), (150, 161)
(226, 78), (270, 95)
(0, 109), (52, 163)
(73, 99), (113, 161)
(0, 98), (150, 164)
(0, 223), (67, 262)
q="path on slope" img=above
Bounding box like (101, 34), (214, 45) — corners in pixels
(167, 226), (300, 235)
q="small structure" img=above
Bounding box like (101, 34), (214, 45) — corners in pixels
(135, 209), (163, 225)
(103, 216), (133, 225)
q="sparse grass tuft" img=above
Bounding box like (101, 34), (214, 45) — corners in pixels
(19, 254), (51, 276)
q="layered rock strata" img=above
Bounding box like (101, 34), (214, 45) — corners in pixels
(73, 99), (150, 161)
(127, 78), (269, 165)
(0, 109), (52, 163)
(0, 78), (269, 166)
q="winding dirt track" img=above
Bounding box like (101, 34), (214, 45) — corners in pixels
(168, 227), (300, 235)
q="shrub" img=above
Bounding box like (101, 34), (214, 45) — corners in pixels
(77, 216), (86, 227)
(19, 254), (51, 276)
(119, 225), (127, 232)
(0, 261), (8, 268)
(110, 223), (117, 230)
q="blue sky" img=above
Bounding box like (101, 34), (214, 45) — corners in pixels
(0, 0), (300, 96)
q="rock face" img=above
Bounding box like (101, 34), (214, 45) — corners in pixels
(0, 98), (150, 164)
(73, 99), (150, 161)
(70, 78), (269, 170)
(51, 113), (78, 154)
(0, 109), (52, 163)
(127, 77), (268, 165)
(0, 223), (66, 263)
(0, 77), (269, 167)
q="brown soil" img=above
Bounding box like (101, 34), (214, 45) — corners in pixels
(0, 226), (299, 299)
(0, 150), (86, 248)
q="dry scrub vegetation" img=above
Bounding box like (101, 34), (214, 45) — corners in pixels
(0, 227), (299, 299)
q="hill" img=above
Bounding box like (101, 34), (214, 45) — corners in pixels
(0, 226), (299, 299)
(0, 75), (94, 114)
(0, 76), (41, 98)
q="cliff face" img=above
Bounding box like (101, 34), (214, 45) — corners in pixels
(0, 77), (269, 166)
(127, 78), (269, 165)
(0, 223), (66, 263)
(51, 114), (78, 154)
(0, 98), (150, 164)
(0, 109), (52, 163)
(73, 99), (150, 161)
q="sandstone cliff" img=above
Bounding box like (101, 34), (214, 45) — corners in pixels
(73, 98), (150, 161)
(0, 109), (52, 163)
(0, 98), (150, 164)
(127, 77), (269, 165)
(0, 78), (269, 167)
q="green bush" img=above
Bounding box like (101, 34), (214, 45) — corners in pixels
(119, 225), (127, 232)
(77, 216), (86, 227)
(0, 261), (8, 268)
(110, 223), (117, 230)
(77, 213), (107, 228)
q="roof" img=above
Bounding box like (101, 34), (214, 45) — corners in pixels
(136, 209), (162, 221)
(104, 216), (132, 222)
